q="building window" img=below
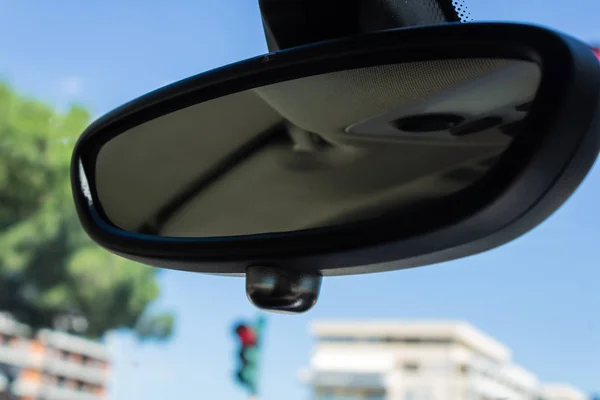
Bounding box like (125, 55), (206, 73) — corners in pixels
(404, 387), (433, 400)
(76, 381), (85, 392)
(70, 353), (82, 363)
(383, 337), (454, 344)
(57, 376), (66, 387)
(320, 336), (454, 344)
(403, 362), (420, 373)
(320, 336), (356, 343)
(314, 387), (385, 400)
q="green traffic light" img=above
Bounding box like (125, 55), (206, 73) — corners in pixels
(237, 363), (257, 391)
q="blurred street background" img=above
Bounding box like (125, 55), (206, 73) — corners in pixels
(0, 1), (599, 400)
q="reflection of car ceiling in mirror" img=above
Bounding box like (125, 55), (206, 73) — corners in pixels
(94, 59), (540, 238)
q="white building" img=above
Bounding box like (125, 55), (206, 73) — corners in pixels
(0, 313), (110, 400)
(302, 320), (586, 400)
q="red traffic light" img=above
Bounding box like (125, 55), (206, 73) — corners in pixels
(235, 324), (257, 347)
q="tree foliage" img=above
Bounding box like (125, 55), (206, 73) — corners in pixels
(0, 82), (173, 340)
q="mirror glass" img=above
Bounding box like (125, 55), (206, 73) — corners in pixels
(94, 58), (541, 237)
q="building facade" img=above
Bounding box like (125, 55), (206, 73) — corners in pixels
(0, 313), (109, 400)
(302, 321), (586, 400)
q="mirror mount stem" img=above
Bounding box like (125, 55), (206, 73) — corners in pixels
(258, 0), (462, 51)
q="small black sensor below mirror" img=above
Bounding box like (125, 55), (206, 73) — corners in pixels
(246, 266), (322, 314)
(391, 113), (465, 133)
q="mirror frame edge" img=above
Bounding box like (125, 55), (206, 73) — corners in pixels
(70, 22), (600, 276)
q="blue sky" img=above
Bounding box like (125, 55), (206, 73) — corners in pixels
(0, 0), (599, 399)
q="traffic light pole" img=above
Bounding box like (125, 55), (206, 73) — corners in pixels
(254, 315), (266, 399)
(254, 316), (266, 347)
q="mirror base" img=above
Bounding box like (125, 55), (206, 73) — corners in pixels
(258, 0), (462, 51)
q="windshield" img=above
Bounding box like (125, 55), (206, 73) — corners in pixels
(0, 1), (598, 400)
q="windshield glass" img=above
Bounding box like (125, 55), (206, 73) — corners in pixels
(0, 1), (598, 400)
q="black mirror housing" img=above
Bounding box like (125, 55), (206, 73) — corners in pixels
(71, 22), (600, 288)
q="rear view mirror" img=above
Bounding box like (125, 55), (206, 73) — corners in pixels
(72, 23), (600, 313)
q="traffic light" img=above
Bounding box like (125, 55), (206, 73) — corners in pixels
(235, 324), (257, 393)
(234, 321), (260, 395)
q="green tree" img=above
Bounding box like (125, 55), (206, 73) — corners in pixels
(0, 82), (173, 340)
